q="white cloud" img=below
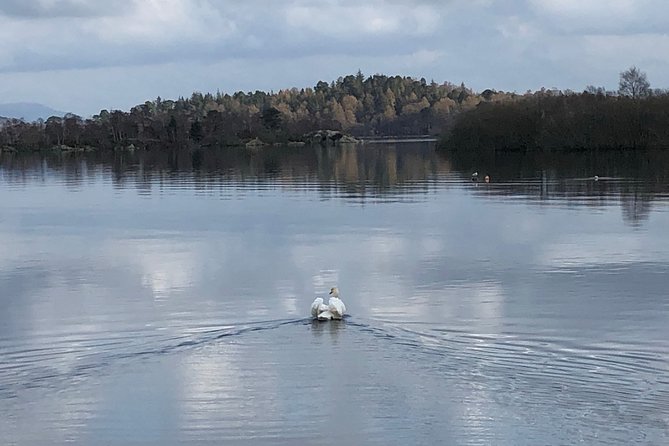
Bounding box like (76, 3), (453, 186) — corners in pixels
(84, 0), (236, 45)
(495, 15), (539, 40)
(285, 3), (439, 38)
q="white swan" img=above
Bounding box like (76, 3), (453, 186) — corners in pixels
(327, 287), (346, 319)
(311, 287), (346, 320)
(310, 297), (329, 318)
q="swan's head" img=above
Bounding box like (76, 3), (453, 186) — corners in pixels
(329, 287), (339, 298)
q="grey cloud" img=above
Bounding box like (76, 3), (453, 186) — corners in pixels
(0, 0), (131, 18)
(0, 0), (446, 74)
(527, 0), (669, 35)
(0, 31), (436, 74)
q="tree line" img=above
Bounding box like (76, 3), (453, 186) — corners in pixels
(2, 67), (666, 153)
(440, 67), (669, 152)
(0, 73), (500, 152)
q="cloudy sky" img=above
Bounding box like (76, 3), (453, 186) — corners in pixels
(1, 0), (668, 116)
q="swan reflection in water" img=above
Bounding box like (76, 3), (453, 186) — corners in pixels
(310, 317), (346, 342)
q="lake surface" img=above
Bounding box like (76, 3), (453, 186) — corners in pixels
(1, 143), (668, 445)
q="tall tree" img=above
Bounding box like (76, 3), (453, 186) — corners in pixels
(619, 66), (650, 98)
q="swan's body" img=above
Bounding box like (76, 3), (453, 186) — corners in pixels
(310, 297), (329, 318)
(317, 309), (335, 320)
(328, 297), (346, 319)
(311, 287), (346, 320)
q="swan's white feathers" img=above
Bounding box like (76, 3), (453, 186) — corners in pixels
(311, 297), (324, 317)
(328, 297), (346, 319)
(317, 310), (334, 321)
(311, 287), (346, 320)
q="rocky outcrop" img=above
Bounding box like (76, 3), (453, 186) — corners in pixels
(338, 134), (360, 144)
(245, 138), (267, 148)
(303, 130), (360, 145)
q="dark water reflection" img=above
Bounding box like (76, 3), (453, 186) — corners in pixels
(0, 143), (668, 445)
(3, 145), (668, 221)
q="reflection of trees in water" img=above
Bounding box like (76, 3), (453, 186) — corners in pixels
(0, 143), (450, 202)
(443, 149), (669, 227)
(621, 190), (653, 228)
(3, 146), (668, 226)
(316, 144), (449, 198)
(444, 148), (669, 183)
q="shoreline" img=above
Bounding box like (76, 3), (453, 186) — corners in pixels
(358, 136), (438, 144)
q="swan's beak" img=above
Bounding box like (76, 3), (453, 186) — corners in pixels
(329, 289), (333, 295)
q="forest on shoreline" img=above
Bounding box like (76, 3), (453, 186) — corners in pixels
(1, 69), (667, 153)
(440, 93), (669, 152)
(0, 73), (479, 152)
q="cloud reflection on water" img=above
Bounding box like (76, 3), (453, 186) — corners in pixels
(104, 237), (199, 301)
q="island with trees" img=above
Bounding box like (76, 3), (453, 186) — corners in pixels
(0, 68), (667, 153)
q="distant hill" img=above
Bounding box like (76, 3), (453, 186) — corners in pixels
(0, 102), (67, 122)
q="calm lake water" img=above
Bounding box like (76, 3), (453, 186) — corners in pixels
(1, 142), (668, 445)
